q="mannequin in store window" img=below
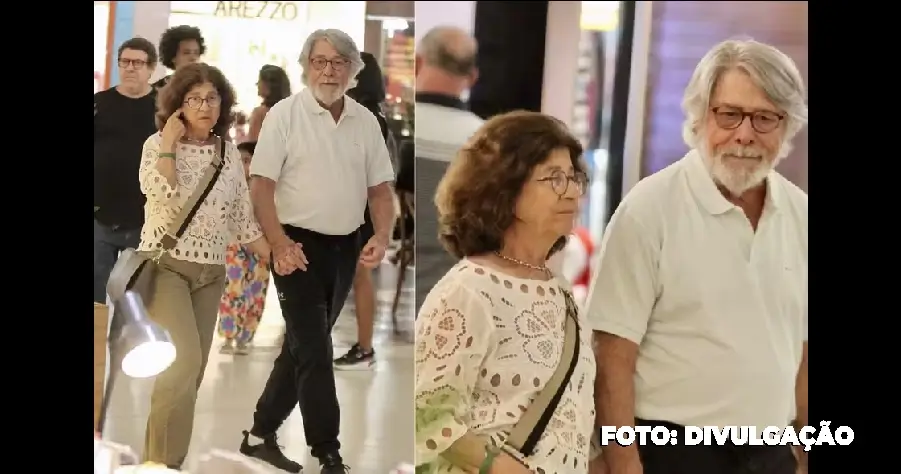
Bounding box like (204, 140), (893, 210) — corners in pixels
(152, 25), (206, 90)
(248, 64), (292, 141)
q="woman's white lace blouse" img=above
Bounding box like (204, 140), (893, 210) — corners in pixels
(138, 133), (262, 265)
(415, 259), (598, 474)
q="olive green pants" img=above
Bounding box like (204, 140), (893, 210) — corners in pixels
(143, 255), (225, 466)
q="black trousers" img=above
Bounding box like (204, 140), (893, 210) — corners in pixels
(252, 225), (361, 457)
(636, 419), (797, 474)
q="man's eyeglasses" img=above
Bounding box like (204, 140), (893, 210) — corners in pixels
(711, 106), (784, 134)
(118, 58), (147, 69)
(537, 170), (589, 197)
(310, 57), (350, 72)
(184, 96), (222, 109)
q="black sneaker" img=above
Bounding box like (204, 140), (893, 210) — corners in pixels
(333, 343), (375, 371)
(239, 430), (302, 473)
(319, 451), (350, 473)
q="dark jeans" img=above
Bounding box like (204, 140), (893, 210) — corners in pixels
(636, 418), (797, 474)
(251, 225), (361, 458)
(94, 219), (141, 304)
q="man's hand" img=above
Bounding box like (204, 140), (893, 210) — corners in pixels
(359, 235), (388, 269)
(605, 453), (642, 474)
(272, 239), (307, 275)
(793, 446), (807, 474)
(589, 455), (609, 474)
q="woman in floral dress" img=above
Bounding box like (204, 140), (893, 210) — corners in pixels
(218, 141), (270, 355)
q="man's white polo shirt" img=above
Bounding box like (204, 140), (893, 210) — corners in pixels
(585, 150), (808, 428)
(250, 88), (395, 235)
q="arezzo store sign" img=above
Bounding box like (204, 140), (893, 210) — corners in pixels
(168, 1), (365, 113)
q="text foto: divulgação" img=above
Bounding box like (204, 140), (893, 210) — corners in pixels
(600, 421), (853, 452)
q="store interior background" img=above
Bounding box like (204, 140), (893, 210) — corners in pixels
(416, 1), (807, 245)
(95, 0), (807, 260)
(95, 1), (414, 140)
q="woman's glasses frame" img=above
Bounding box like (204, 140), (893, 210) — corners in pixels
(536, 169), (589, 197)
(183, 96), (222, 110)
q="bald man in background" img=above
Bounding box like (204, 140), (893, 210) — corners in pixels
(413, 26), (485, 314)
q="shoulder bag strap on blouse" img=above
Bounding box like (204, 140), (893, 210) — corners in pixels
(505, 287), (582, 457)
(159, 136), (226, 250)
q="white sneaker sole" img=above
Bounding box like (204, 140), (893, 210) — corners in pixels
(334, 361), (375, 371)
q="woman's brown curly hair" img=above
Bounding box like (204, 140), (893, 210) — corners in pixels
(156, 63), (236, 139)
(435, 110), (586, 260)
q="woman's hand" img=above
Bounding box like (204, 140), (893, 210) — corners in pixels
(488, 452), (533, 474)
(272, 238), (307, 275)
(160, 108), (186, 150)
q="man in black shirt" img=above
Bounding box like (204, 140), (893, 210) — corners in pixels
(152, 25), (205, 90)
(93, 37), (160, 304)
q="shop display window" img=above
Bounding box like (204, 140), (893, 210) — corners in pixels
(94, 1), (111, 93)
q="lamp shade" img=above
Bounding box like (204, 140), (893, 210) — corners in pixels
(112, 291), (176, 378)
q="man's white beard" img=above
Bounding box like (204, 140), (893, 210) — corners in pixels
(312, 84), (346, 107)
(699, 143), (781, 197)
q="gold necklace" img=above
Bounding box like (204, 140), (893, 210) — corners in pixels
(183, 136), (211, 145)
(493, 251), (551, 276)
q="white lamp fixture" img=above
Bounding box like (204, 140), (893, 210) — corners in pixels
(114, 292), (176, 378)
(97, 291), (176, 433)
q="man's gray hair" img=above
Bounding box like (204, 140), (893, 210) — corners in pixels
(298, 29), (365, 88)
(682, 39), (808, 156)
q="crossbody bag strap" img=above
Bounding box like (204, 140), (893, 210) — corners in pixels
(159, 136), (226, 250)
(505, 287), (581, 457)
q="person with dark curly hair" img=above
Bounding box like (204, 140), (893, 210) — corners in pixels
(152, 25), (206, 90)
(138, 62), (271, 469)
(414, 111), (601, 474)
(248, 64), (292, 141)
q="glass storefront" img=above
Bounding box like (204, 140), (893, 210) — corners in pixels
(574, 1), (625, 242)
(94, 1), (111, 93)
(168, 1), (366, 114)
(370, 16), (415, 138)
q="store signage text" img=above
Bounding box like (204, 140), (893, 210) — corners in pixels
(213, 1), (298, 21)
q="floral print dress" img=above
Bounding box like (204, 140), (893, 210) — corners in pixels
(218, 243), (270, 344)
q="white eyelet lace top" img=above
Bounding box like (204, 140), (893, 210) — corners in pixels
(415, 259), (600, 474)
(137, 133), (262, 265)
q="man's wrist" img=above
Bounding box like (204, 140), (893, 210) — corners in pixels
(270, 235), (293, 249)
(603, 443), (640, 465)
(375, 233), (390, 245)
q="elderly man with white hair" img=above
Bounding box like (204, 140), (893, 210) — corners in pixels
(237, 29), (396, 474)
(587, 39), (808, 474)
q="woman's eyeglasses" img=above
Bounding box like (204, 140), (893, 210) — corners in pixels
(184, 96), (222, 109)
(537, 170), (589, 197)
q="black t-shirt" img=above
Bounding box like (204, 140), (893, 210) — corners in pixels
(93, 87), (158, 229)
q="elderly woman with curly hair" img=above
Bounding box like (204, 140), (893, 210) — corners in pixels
(138, 62), (270, 469)
(414, 111), (602, 474)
